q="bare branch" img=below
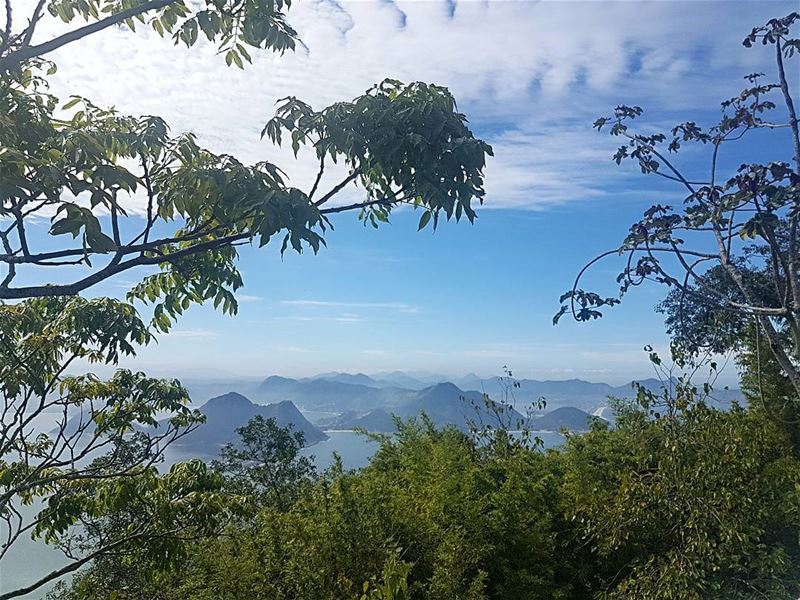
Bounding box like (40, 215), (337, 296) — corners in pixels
(0, 229), (15, 288)
(318, 197), (393, 215)
(308, 154), (325, 201)
(314, 170), (359, 207)
(776, 38), (800, 174)
(19, 0), (46, 49)
(0, 526), (148, 600)
(0, 232), (250, 299)
(0, 0), (11, 55)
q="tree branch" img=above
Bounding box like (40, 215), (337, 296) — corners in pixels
(776, 38), (800, 175)
(776, 38), (800, 359)
(0, 526), (152, 600)
(314, 170), (359, 207)
(19, 0), (46, 49)
(0, 232), (250, 299)
(308, 154), (325, 201)
(318, 197), (393, 215)
(0, 0), (11, 55)
(0, 0), (176, 72)
(0, 229), (15, 288)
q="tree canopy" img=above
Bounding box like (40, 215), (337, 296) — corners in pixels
(52, 407), (800, 600)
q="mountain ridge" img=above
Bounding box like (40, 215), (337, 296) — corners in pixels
(166, 392), (327, 455)
(251, 372), (742, 414)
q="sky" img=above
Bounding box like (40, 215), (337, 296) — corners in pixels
(12, 0), (799, 384)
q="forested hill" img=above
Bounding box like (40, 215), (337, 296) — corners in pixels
(320, 382), (527, 433)
(167, 393), (328, 455)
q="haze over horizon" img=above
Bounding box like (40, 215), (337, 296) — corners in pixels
(119, 367), (734, 393)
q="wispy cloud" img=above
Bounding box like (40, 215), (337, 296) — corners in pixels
(164, 328), (219, 339)
(287, 313), (363, 324)
(23, 0), (790, 385)
(35, 0), (791, 211)
(111, 278), (139, 290)
(282, 300), (418, 313)
(483, 127), (616, 209)
(236, 294), (263, 303)
(333, 313), (363, 323)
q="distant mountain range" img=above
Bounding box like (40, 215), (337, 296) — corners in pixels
(320, 382), (525, 433)
(170, 372), (743, 446)
(323, 392), (601, 434)
(254, 376), (417, 412)
(166, 393), (327, 456)
(531, 407), (600, 431)
(245, 372), (741, 414)
(47, 372), (742, 462)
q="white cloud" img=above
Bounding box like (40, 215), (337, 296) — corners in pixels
(332, 314), (362, 323)
(19, 0), (793, 211)
(484, 126), (618, 208)
(282, 299), (418, 313)
(111, 278), (139, 290)
(236, 294), (263, 303)
(285, 313), (362, 324)
(164, 328), (218, 339)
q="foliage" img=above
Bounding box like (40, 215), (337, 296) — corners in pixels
(0, 296), (237, 599)
(736, 322), (800, 452)
(555, 12), (800, 399)
(464, 366), (547, 453)
(561, 403), (800, 599)
(57, 401), (800, 600)
(0, 0), (297, 73)
(359, 553), (413, 600)
(211, 415), (316, 510)
(44, 449), (237, 600)
(0, 72), (490, 320)
(263, 79), (492, 231)
(62, 417), (569, 600)
(8, 8), (800, 600)
(657, 261), (777, 357)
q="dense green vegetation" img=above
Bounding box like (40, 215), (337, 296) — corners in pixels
(53, 398), (800, 600)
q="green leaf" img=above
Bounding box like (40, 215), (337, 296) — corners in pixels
(86, 231), (117, 254)
(62, 97), (82, 110)
(417, 211), (432, 231)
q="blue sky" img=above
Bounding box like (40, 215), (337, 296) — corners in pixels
(17, 0), (799, 383)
